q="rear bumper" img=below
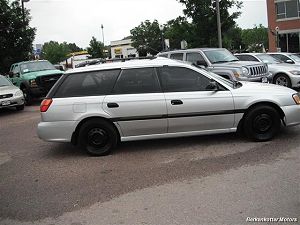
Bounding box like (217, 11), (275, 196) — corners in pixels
(282, 105), (300, 126)
(37, 121), (76, 142)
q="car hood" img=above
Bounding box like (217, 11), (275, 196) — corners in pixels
(268, 63), (300, 71)
(212, 61), (263, 68)
(22, 69), (63, 80)
(0, 85), (20, 95)
(233, 81), (296, 96)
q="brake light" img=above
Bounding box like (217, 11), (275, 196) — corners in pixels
(40, 99), (53, 112)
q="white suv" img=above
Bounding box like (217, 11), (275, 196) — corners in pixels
(37, 58), (300, 156)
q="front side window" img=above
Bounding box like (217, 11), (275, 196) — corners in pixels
(158, 66), (212, 92)
(186, 53), (205, 64)
(256, 54), (282, 64)
(113, 68), (160, 94)
(12, 65), (20, 74)
(170, 53), (184, 61)
(54, 69), (120, 97)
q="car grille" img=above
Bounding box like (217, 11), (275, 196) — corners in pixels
(35, 74), (62, 90)
(0, 94), (13, 99)
(248, 65), (268, 77)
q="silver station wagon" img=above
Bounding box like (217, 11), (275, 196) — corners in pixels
(37, 58), (300, 156)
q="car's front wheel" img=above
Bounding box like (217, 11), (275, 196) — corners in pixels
(78, 119), (119, 156)
(273, 74), (291, 88)
(243, 105), (281, 141)
(21, 87), (33, 105)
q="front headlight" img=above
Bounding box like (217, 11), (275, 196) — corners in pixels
(242, 67), (249, 76)
(15, 90), (23, 97)
(290, 71), (300, 75)
(29, 79), (37, 87)
(292, 93), (300, 105)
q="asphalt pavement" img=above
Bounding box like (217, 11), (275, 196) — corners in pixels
(0, 104), (299, 225)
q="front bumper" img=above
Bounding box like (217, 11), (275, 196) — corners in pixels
(239, 73), (272, 83)
(37, 120), (76, 142)
(281, 105), (300, 127)
(0, 95), (24, 109)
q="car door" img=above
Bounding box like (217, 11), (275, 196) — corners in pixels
(103, 67), (168, 137)
(157, 66), (235, 133)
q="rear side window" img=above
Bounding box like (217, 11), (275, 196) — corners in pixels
(186, 52), (205, 64)
(158, 66), (212, 92)
(54, 69), (120, 97)
(170, 53), (184, 60)
(113, 68), (160, 94)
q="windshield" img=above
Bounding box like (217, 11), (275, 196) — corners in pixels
(0, 76), (12, 87)
(203, 49), (239, 64)
(256, 54), (281, 64)
(289, 54), (300, 62)
(20, 61), (56, 74)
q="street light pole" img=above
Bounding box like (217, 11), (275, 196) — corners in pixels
(21, 0), (30, 27)
(216, 0), (222, 48)
(159, 25), (165, 51)
(101, 24), (105, 45)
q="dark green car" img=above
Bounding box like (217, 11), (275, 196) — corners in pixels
(9, 60), (64, 104)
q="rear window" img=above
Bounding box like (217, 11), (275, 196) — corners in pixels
(53, 69), (120, 98)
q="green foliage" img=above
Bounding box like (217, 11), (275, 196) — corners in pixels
(130, 20), (163, 56)
(164, 16), (196, 49)
(67, 43), (83, 53)
(0, 0), (36, 73)
(241, 24), (268, 52)
(87, 37), (105, 58)
(41, 41), (71, 64)
(177, 0), (242, 47)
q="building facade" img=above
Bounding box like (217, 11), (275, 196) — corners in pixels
(110, 38), (139, 59)
(267, 0), (300, 52)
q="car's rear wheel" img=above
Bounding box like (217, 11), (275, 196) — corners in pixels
(273, 74), (291, 88)
(243, 105), (281, 141)
(78, 119), (118, 156)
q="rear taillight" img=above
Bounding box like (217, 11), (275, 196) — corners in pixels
(40, 98), (53, 112)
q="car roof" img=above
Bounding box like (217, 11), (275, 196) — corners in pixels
(158, 48), (226, 54)
(65, 57), (191, 74)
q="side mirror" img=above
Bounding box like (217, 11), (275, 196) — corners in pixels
(196, 60), (208, 67)
(206, 80), (219, 91)
(285, 59), (294, 64)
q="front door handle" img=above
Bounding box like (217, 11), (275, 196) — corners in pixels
(107, 102), (119, 108)
(171, 100), (183, 105)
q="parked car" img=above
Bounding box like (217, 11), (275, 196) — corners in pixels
(8, 60), (64, 105)
(267, 52), (300, 66)
(157, 48), (271, 83)
(0, 75), (24, 111)
(37, 58), (300, 156)
(235, 53), (300, 88)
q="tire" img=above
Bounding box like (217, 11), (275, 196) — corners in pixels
(78, 119), (118, 156)
(16, 104), (24, 111)
(243, 105), (281, 141)
(21, 87), (33, 105)
(273, 74), (291, 88)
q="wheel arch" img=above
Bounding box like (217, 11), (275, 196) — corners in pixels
(238, 101), (286, 131)
(71, 116), (121, 145)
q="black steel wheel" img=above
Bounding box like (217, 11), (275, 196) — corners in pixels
(243, 105), (281, 141)
(78, 119), (118, 156)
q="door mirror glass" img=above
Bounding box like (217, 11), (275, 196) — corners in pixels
(206, 80), (219, 91)
(285, 59), (294, 64)
(8, 71), (14, 78)
(196, 60), (208, 67)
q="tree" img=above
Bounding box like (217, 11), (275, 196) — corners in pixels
(164, 16), (196, 49)
(177, 0), (242, 48)
(87, 37), (105, 58)
(0, 0), (36, 73)
(41, 41), (71, 64)
(68, 43), (83, 53)
(130, 20), (163, 56)
(241, 24), (268, 52)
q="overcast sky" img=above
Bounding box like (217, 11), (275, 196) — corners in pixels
(23, 0), (268, 48)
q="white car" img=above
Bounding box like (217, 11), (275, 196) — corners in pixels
(37, 58), (300, 156)
(268, 52), (300, 66)
(0, 75), (24, 110)
(235, 53), (300, 88)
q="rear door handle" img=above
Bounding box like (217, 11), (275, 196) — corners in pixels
(107, 103), (119, 108)
(171, 100), (183, 105)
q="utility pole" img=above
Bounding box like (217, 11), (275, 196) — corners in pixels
(101, 24), (105, 45)
(21, 0), (30, 27)
(216, 0), (222, 48)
